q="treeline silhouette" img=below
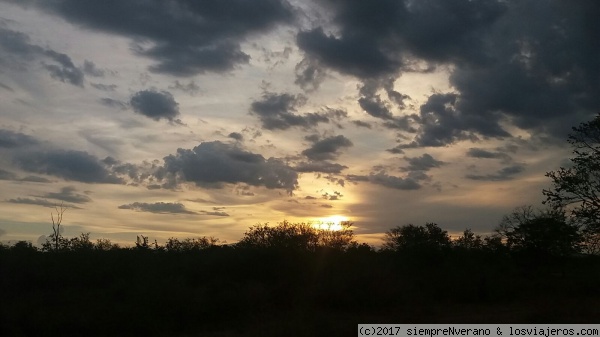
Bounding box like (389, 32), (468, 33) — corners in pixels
(2, 211), (600, 337)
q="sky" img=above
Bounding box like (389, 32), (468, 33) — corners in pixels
(0, 0), (598, 246)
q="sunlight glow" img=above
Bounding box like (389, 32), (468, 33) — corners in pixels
(313, 215), (350, 231)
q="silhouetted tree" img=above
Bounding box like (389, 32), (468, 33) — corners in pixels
(69, 233), (94, 251)
(135, 235), (151, 250)
(237, 221), (319, 251)
(164, 236), (220, 252)
(95, 238), (120, 251)
(383, 223), (451, 252)
(10, 240), (37, 252)
(544, 114), (600, 232)
(316, 221), (357, 251)
(42, 203), (70, 251)
(496, 206), (581, 256)
(454, 229), (483, 250)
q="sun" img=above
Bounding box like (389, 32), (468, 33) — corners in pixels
(313, 215), (350, 231)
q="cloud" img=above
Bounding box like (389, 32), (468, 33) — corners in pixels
(15, 149), (123, 184)
(91, 83), (117, 92)
(352, 120), (372, 129)
(170, 80), (200, 95)
(297, 27), (401, 79)
(466, 148), (512, 163)
(367, 171), (421, 190)
(294, 161), (348, 174)
(19, 176), (53, 183)
(295, 0), (599, 144)
(402, 153), (444, 172)
(14, 0), (295, 76)
(37, 186), (91, 204)
(294, 57), (327, 92)
(0, 26), (85, 86)
(42, 49), (85, 86)
(347, 171), (421, 190)
(6, 197), (80, 209)
(0, 129), (39, 148)
(159, 141), (298, 191)
(465, 164), (525, 181)
(82, 60), (105, 77)
(0, 82), (14, 92)
(301, 135), (353, 161)
(99, 98), (128, 110)
(200, 208), (230, 217)
(228, 132), (243, 141)
(0, 169), (17, 180)
(130, 90), (180, 122)
(448, 0), (600, 138)
(250, 92), (329, 130)
(118, 202), (195, 215)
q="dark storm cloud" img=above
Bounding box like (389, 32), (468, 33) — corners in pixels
(297, 0), (504, 77)
(0, 129), (39, 148)
(301, 135), (353, 161)
(449, 0), (600, 138)
(159, 141), (298, 191)
(15, 149), (123, 184)
(297, 0), (599, 143)
(250, 92), (329, 130)
(37, 186), (91, 204)
(294, 161), (348, 174)
(465, 164), (525, 182)
(402, 153), (444, 172)
(347, 171), (421, 190)
(118, 202), (195, 215)
(9, 0), (295, 76)
(6, 197), (80, 209)
(296, 27), (401, 79)
(130, 90), (180, 122)
(0, 26), (84, 86)
(403, 93), (508, 147)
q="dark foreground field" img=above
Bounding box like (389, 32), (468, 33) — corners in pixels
(1, 247), (600, 337)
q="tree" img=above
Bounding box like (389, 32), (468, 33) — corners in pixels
(543, 114), (600, 232)
(41, 203), (70, 251)
(165, 236), (220, 252)
(236, 221), (319, 251)
(236, 220), (356, 252)
(95, 238), (120, 251)
(383, 223), (451, 252)
(454, 229), (483, 250)
(496, 206), (581, 256)
(69, 233), (94, 251)
(315, 221), (357, 251)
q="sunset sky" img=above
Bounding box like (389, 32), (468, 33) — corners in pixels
(0, 0), (598, 246)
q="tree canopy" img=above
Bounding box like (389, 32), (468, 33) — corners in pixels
(544, 114), (600, 232)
